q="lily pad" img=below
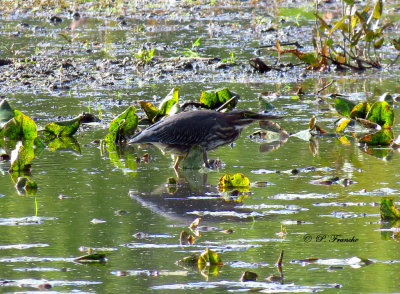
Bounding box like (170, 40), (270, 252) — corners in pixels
(105, 106), (138, 143)
(156, 87), (180, 119)
(9, 141), (35, 173)
(366, 101), (394, 129)
(350, 102), (370, 119)
(139, 101), (159, 122)
(1, 110), (37, 140)
(198, 248), (223, 267)
(218, 173), (250, 191)
(45, 115), (83, 137)
(380, 197), (400, 220)
(335, 97), (356, 117)
(200, 88), (238, 110)
(336, 118), (351, 133)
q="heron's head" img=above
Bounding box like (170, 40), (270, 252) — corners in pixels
(225, 110), (281, 128)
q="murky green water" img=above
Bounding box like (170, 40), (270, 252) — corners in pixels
(1, 2), (400, 293)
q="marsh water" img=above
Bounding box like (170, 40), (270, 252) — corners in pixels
(1, 2), (400, 293)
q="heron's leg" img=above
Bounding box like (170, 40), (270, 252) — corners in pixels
(174, 155), (184, 170)
(202, 149), (210, 168)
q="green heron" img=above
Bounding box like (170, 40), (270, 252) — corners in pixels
(129, 109), (280, 169)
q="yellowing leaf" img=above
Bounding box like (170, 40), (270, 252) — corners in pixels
(350, 102), (370, 119)
(218, 173), (250, 190)
(336, 118), (351, 133)
(157, 87), (179, 117)
(373, 0), (382, 19)
(198, 248), (223, 267)
(366, 101), (394, 129)
(330, 15), (346, 34)
(139, 101), (158, 122)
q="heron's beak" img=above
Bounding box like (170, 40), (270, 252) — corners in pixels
(245, 112), (282, 121)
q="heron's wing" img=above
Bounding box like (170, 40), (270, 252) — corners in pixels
(129, 112), (218, 146)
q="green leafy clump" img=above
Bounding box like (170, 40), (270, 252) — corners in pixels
(312, 0), (392, 70)
(104, 106), (138, 144)
(380, 197), (400, 221)
(334, 97), (395, 137)
(199, 88), (238, 110)
(133, 48), (155, 64)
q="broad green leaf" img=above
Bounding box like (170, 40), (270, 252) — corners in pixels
(373, 0), (382, 19)
(350, 102), (370, 119)
(200, 88), (238, 110)
(358, 129), (394, 146)
(335, 97), (356, 117)
(366, 101), (394, 128)
(380, 197), (400, 220)
(336, 118), (351, 133)
(1, 110), (37, 140)
(343, 0), (354, 4)
(0, 99), (14, 127)
(158, 87), (179, 117)
(198, 248), (223, 267)
(10, 141), (35, 173)
(106, 106), (138, 143)
(45, 115), (83, 137)
(138, 100), (158, 122)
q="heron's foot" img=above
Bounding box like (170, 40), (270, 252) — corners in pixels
(206, 158), (223, 169)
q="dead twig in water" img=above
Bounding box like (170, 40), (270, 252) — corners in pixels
(315, 80), (334, 95)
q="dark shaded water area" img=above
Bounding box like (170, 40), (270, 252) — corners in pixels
(1, 1), (400, 293)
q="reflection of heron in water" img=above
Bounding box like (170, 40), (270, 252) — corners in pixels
(129, 170), (255, 222)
